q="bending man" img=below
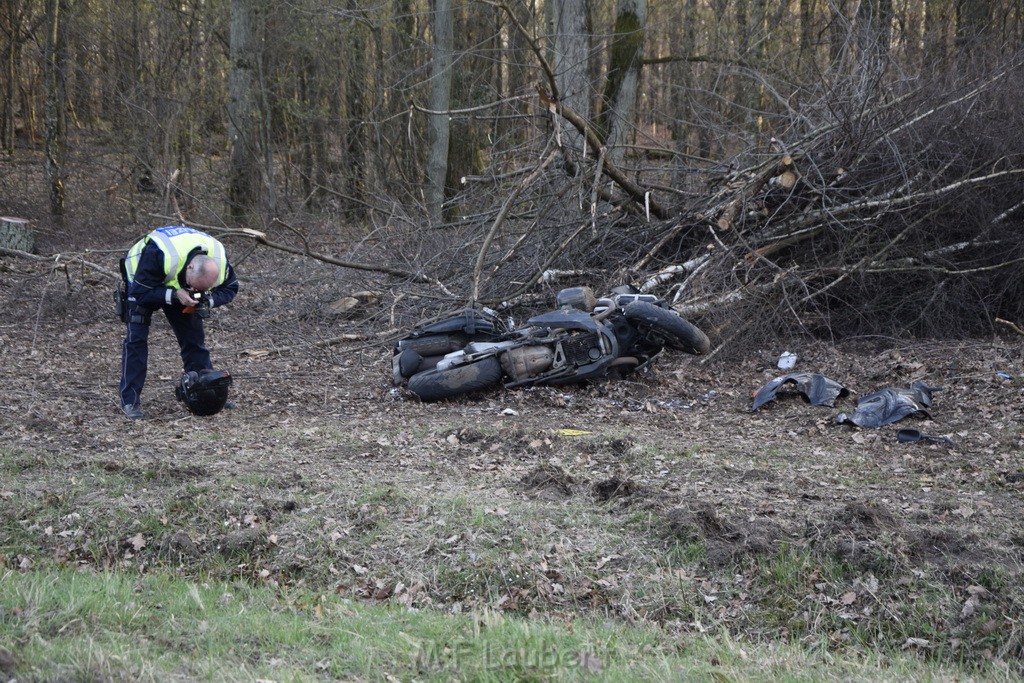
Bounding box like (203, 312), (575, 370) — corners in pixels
(118, 226), (239, 419)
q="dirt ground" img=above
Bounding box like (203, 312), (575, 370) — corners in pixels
(2, 191), (1023, 665)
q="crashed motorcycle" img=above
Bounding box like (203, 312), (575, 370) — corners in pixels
(392, 286), (711, 401)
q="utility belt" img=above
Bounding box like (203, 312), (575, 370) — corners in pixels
(114, 257), (152, 325)
(113, 289), (152, 325)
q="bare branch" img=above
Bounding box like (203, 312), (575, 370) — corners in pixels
(1, 246), (119, 280)
(411, 94), (533, 116)
(149, 215), (453, 294)
(536, 85), (671, 220)
(471, 148), (559, 302)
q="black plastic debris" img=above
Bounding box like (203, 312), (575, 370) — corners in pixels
(836, 381), (942, 428)
(751, 372), (850, 412)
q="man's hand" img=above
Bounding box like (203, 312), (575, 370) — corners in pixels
(175, 288), (199, 306)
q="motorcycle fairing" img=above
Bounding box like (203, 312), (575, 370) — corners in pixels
(527, 307), (602, 333)
(751, 372), (849, 411)
(404, 308), (505, 339)
(836, 381), (942, 428)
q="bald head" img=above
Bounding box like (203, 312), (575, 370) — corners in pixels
(186, 255), (220, 292)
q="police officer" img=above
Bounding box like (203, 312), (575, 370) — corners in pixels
(119, 226), (239, 419)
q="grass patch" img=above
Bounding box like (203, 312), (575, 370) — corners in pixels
(740, 545), (1024, 669)
(3, 420), (1022, 678)
(1, 566), (1010, 682)
(0, 448), (61, 475)
(665, 541), (707, 566)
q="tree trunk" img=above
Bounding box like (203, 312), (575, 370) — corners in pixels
(955, 0), (991, 55)
(924, 0), (953, 70)
(340, 0), (374, 218)
(829, 0), (850, 73)
(670, 0), (699, 155)
(425, 0), (453, 224)
(444, 2), (492, 214)
(2, 32), (14, 153)
(600, 0), (646, 166)
(798, 0), (816, 78)
(735, 0), (766, 143)
(114, 1), (158, 195)
(855, 0), (893, 78)
(70, 0), (91, 125)
(552, 0), (592, 156)
(228, 0), (261, 219)
(298, 56), (313, 201)
(494, 0), (532, 151)
(44, 0), (66, 216)
(2, 0), (32, 153)
(392, 0), (419, 184)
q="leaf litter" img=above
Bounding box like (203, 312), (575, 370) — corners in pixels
(1, 254), (1023, 667)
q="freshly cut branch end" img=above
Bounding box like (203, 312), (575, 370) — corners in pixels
(996, 318), (1024, 337)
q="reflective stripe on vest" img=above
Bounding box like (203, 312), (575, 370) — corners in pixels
(124, 226), (227, 289)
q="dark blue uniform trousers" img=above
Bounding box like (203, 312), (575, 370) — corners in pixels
(119, 305), (211, 407)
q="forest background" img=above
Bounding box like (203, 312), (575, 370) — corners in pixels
(4, 0), (1024, 343)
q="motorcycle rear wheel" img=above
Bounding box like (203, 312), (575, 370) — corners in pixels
(407, 356), (503, 401)
(623, 301), (711, 355)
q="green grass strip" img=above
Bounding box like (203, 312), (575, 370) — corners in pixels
(0, 567), (1011, 682)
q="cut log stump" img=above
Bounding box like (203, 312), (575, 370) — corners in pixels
(0, 217), (34, 252)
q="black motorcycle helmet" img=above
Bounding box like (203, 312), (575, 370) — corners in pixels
(175, 369), (232, 416)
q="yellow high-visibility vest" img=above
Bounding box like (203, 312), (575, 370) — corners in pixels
(124, 226), (227, 289)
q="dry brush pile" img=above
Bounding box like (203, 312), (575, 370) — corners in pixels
(366, 57), (1024, 354)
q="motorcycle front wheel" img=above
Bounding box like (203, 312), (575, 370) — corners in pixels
(623, 301), (711, 355)
(407, 356), (503, 401)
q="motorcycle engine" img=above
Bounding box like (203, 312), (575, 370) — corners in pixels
(500, 345), (554, 380)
